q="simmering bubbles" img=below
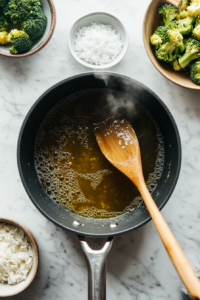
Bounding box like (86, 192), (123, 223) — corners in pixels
(35, 89), (164, 219)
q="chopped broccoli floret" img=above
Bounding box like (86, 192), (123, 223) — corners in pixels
(21, 7), (47, 40)
(167, 18), (194, 35)
(155, 28), (183, 62)
(166, 24), (185, 51)
(195, 15), (200, 26)
(179, 0), (189, 11)
(0, 9), (10, 31)
(187, 1), (200, 18)
(150, 26), (166, 49)
(158, 4), (179, 26)
(180, 41), (185, 52)
(4, 0), (41, 23)
(178, 37), (200, 68)
(190, 14), (200, 40)
(0, 30), (9, 44)
(166, 28), (184, 45)
(178, 17), (195, 34)
(167, 20), (178, 30)
(193, 24), (200, 40)
(156, 43), (178, 62)
(190, 58), (200, 84)
(8, 29), (33, 54)
(180, 10), (189, 18)
(174, 46), (180, 56)
(172, 60), (182, 71)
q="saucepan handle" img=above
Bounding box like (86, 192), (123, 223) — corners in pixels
(78, 236), (114, 300)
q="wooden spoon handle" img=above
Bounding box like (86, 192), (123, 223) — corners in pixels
(137, 181), (200, 299)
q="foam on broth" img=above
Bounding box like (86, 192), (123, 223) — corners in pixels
(35, 90), (164, 218)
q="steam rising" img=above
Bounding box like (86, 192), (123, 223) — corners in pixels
(93, 73), (140, 120)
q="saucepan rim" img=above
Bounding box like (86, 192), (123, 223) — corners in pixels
(17, 72), (181, 237)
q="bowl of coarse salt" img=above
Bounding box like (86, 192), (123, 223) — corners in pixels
(68, 12), (129, 69)
(0, 218), (39, 297)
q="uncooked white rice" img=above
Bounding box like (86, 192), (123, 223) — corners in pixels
(0, 223), (33, 285)
(74, 22), (123, 65)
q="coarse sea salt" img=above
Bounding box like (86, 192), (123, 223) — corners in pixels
(74, 22), (123, 66)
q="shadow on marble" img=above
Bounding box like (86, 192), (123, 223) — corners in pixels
(107, 226), (146, 276)
(181, 293), (191, 300)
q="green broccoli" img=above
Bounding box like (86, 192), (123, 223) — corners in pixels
(166, 22), (185, 51)
(0, 31), (9, 44)
(0, 9), (10, 31)
(172, 60), (182, 71)
(195, 15), (200, 26)
(174, 46), (181, 56)
(179, 38), (200, 68)
(158, 4), (179, 26)
(193, 24), (200, 40)
(179, 0), (189, 11)
(155, 28), (183, 62)
(180, 10), (190, 19)
(167, 18), (195, 35)
(187, 1), (200, 18)
(8, 29), (33, 54)
(4, 0), (41, 23)
(190, 58), (200, 84)
(193, 15), (200, 41)
(21, 7), (47, 40)
(178, 17), (195, 34)
(150, 26), (166, 49)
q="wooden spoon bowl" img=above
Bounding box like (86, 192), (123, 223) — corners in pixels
(143, 0), (200, 90)
(94, 117), (200, 299)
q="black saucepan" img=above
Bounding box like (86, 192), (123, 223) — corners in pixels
(17, 72), (181, 300)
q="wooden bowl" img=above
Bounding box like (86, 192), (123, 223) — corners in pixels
(143, 0), (200, 90)
(0, 0), (56, 58)
(0, 218), (39, 297)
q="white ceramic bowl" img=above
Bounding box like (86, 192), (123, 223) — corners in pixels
(0, 218), (39, 297)
(68, 12), (129, 69)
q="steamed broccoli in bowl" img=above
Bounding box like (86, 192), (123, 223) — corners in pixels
(190, 58), (200, 84)
(158, 4), (179, 26)
(155, 28), (183, 62)
(4, 0), (41, 23)
(21, 6), (47, 40)
(0, 30), (8, 43)
(150, 1), (200, 85)
(8, 29), (32, 54)
(0, 0), (47, 54)
(150, 26), (166, 49)
(178, 37), (200, 67)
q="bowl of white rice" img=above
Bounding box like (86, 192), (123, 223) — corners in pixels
(68, 12), (129, 69)
(0, 218), (39, 297)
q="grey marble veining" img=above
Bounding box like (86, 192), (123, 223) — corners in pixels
(1, 0), (200, 299)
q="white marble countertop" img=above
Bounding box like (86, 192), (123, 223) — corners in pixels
(1, 0), (200, 299)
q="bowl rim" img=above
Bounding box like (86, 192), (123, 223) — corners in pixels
(0, 217), (39, 297)
(0, 0), (56, 58)
(68, 11), (129, 69)
(142, 0), (200, 90)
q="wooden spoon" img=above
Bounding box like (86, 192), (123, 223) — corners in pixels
(94, 116), (200, 299)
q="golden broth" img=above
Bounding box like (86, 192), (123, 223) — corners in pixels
(35, 90), (164, 218)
